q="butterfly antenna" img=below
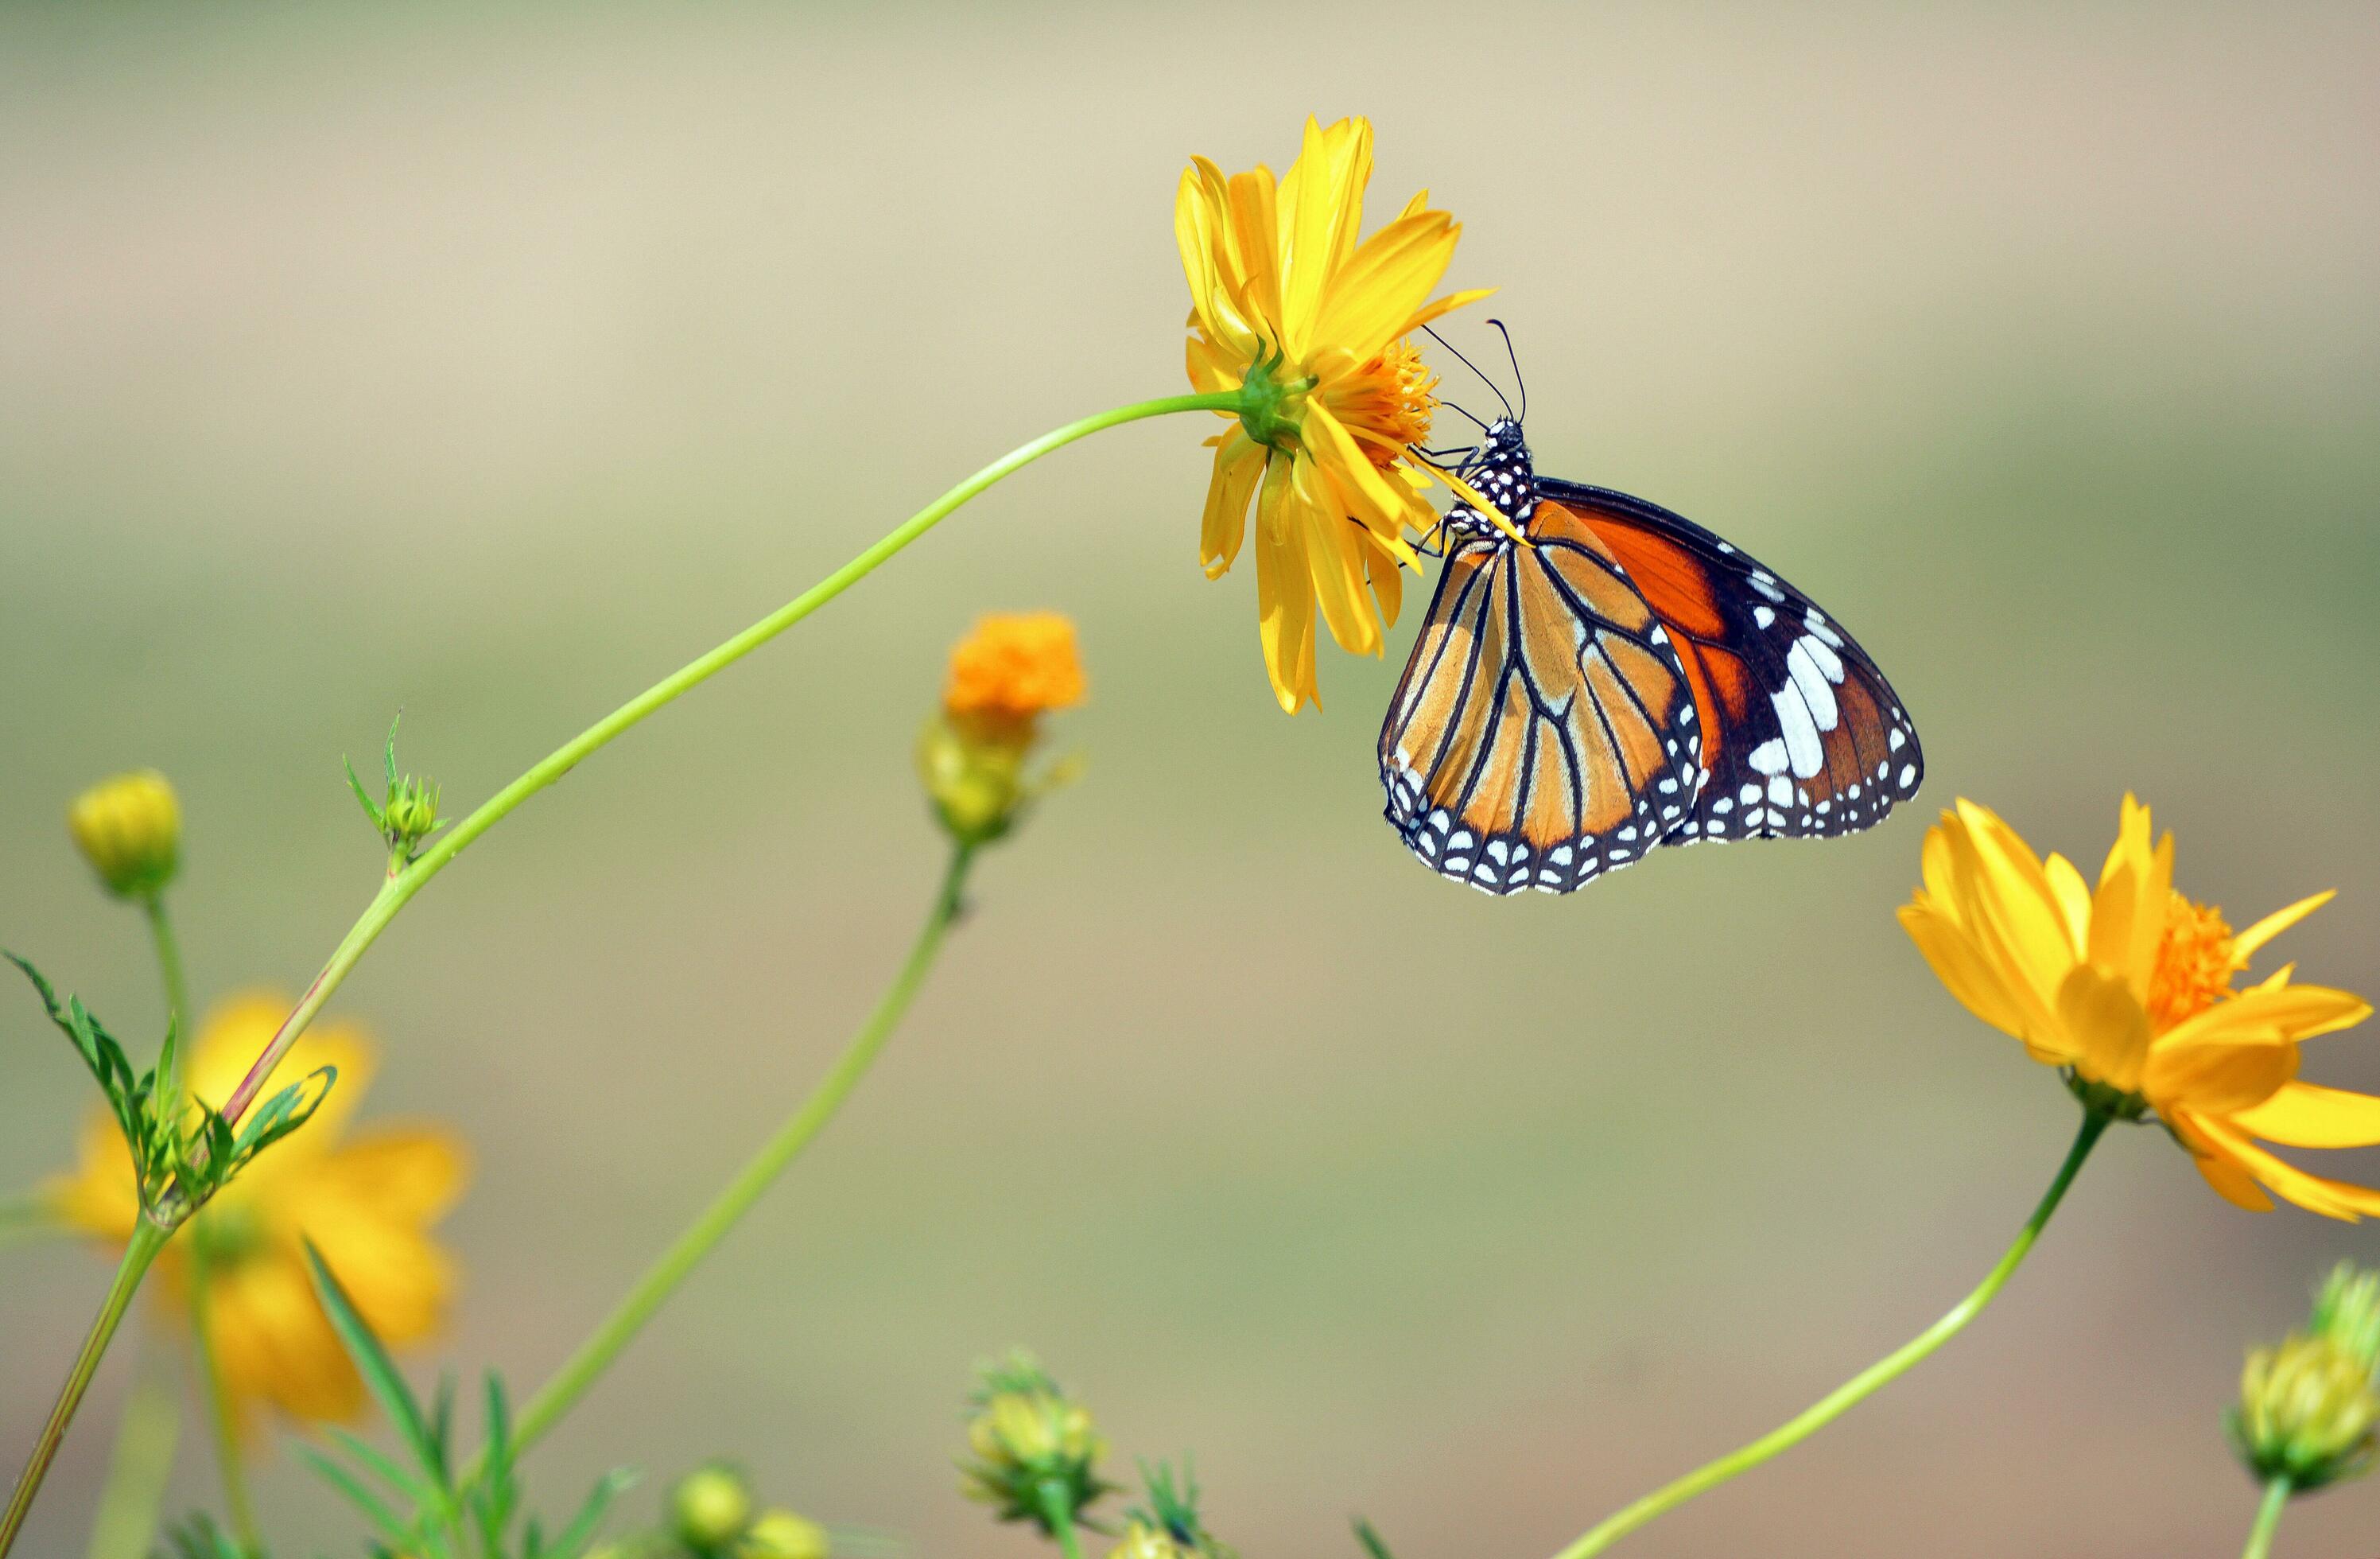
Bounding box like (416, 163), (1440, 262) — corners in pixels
(1435, 398), (1492, 434)
(1421, 324), (1515, 422)
(1489, 317), (1526, 422)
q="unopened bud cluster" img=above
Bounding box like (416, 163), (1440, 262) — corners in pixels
(659, 1465), (830, 1559)
(918, 613), (1085, 848)
(2230, 1263), (2380, 1491)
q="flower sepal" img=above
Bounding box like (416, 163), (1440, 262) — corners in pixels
(2063, 1070), (2151, 1125)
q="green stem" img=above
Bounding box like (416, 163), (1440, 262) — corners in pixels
(2241, 1474), (2293, 1559)
(140, 894), (188, 1040)
(1036, 1479), (1086, 1559)
(1552, 1108), (2112, 1559)
(213, 390), (1237, 1132)
(83, 1337), (180, 1559)
(188, 1235), (261, 1551)
(471, 843), (977, 1475)
(0, 1219), (170, 1557)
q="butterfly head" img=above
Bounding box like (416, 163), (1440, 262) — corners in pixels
(1444, 418), (1536, 539)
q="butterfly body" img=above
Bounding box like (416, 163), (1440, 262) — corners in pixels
(1380, 419), (1922, 895)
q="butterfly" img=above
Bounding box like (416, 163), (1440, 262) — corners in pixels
(1379, 411), (1923, 896)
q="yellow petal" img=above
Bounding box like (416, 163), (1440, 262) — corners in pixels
(2057, 964), (2152, 1092)
(1397, 286), (1498, 339)
(1899, 899), (2033, 1046)
(1201, 434), (1265, 578)
(2161, 983), (2374, 1049)
(1312, 210), (1458, 356)
(2184, 1115), (2380, 1222)
(2042, 852), (2092, 954)
(2141, 1028), (2295, 1117)
(2087, 795), (2172, 1003)
(1291, 452), (1382, 657)
(2168, 1114), (2278, 1211)
(2230, 1081), (2380, 1149)
(1303, 400), (1409, 533)
(1276, 116), (1371, 357)
(1252, 458), (1318, 713)
(2231, 890), (2335, 965)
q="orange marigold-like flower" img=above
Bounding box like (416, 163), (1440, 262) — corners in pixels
(942, 612), (1088, 740)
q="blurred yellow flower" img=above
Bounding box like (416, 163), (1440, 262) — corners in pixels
(1901, 795), (2378, 1219)
(919, 614), (1085, 847)
(68, 769), (182, 898)
(1178, 115), (1490, 712)
(48, 993), (468, 1428)
(942, 612), (1088, 741)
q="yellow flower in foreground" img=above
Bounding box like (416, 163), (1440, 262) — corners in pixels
(919, 613), (1086, 846)
(1902, 795), (2378, 1219)
(1178, 115), (1491, 712)
(49, 993), (468, 1428)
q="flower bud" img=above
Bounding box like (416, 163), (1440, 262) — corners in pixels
(672, 1464), (756, 1550)
(2311, 1262), (2380, 1369)
(1109, 1522), (1191, 1559)
(382, 775), (442, 856)
(958, 1351), (1107, 1530)
(740, 1510), (830, 1559)
(2231, 1333), (2380, 1491)
(918, 614), (1085, 849)
(67, 770), (182, 898)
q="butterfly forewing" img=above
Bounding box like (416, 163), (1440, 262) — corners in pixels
(1535, 478), (1924, 847)
(1380, 506), (1702, 895)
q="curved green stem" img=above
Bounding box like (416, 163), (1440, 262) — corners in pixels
(2241, 1474), (2292, 1559)
(188, 1235), (260, 1551)
(214, 390), (1237, 1131)
(83, 1338), (180, 1559)
(1552, 1108), (2112, 1559)
(468, 842), (978, 1476)
(0, 1219), (169, 1557)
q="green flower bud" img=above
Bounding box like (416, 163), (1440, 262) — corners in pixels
(958, 1351), (1108, 1531)
(2231, 1333), (2380, 1491)
(67, 770), (181, 898)
(672, 1464), (756, 1550)
(382, 775), (442, 855)
(739, 1509), (830, 1559)
(2311, 1262), (2380, 1370)
(917, 714), (1027, 847)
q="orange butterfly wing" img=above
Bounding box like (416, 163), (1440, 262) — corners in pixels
(1539, 478), (1923, 845)
(1378, 502), (1703, 894)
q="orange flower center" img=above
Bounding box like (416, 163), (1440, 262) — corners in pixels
(2148, 891), (2241, 1031)
(1326, 340), (1438, 470)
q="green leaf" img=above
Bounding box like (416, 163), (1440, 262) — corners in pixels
(540, 1468), (635, 1559)
(302, 1240), (442, 1484)
(1353, 1518), (1398, 1559)
(298, 1444), (413, 1547)
(323, 1425), (433, 1503)
(227, 1067), (337, 1169)
(384, 713), (402, 798)
(429, 1370), (456, 1481)
(346, 755), (387, 831)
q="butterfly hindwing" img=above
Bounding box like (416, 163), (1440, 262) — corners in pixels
(1533, 478), (1924, 847)
(1379, 504), (1702, 895)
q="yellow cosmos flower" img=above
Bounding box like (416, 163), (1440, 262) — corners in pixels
(1901, 795), (2378, 1219)
(48, 993), (468, 1429)
(1178, 115), (1491, 713)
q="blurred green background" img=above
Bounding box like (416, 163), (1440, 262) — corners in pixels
(5, 3), (2378, 1555)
